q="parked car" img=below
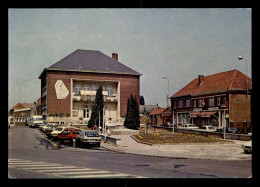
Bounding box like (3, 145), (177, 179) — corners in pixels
(242, 141), (252, 154)
(197, 126), (216, 132)
(40, 123), (58, 132)
(50, 126), (69, 138)
(178, 124), (199, 129)
(45, 125), (58, 137)
(76, 130), (101, 147)
(57, 128), (81, 144)
(29, 115), (44, 128)
(216, 127), (239, 133)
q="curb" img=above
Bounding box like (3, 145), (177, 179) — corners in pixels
(130, 134), (153, 146)
(101, 144), (252, 161)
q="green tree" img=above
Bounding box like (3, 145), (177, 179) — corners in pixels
(88, 85), (104, 128)
(124, 94), (140, 130)
(140, 95), (145, 105)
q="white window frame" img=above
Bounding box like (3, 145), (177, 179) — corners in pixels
(106, 85), (113, 96)
(186, 99), (190, 107)
(217, 97), (220, 106)
(199, 99), (204, 107)
(178, 100), (183, 108)
(209, 97), (214, 106)
(222, 96), (226, 106)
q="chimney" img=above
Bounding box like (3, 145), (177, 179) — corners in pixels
(112, 53), (118, 61)
(198, 75), (204, 86)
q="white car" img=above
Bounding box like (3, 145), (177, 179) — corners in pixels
(242, 141), (252, 153)
(197, 126), (216, 132)
(178, 124), (199, 129)
(76, 130), (101, 147)
(51, 126), (69, 138)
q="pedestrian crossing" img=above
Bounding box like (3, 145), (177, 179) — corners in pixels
(8, 158), (145, 178)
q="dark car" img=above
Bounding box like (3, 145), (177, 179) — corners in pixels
(216, 127), (239, 133)
(226, 127), (239, 133)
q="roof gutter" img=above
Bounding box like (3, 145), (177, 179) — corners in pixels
(171, 89), (249, 99)
(39, 68), (142, 79)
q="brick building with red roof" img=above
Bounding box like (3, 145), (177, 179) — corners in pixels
(149, 107), (171, 126)
(9, 103), (35, 126)
(170, 69), (251, 133)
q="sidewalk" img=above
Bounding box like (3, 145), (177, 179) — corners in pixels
(101, 134), (252, 161)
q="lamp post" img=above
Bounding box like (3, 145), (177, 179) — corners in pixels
(162, 76), (174, 134)
(162, 76), (169, 107)
(238, 56), (248, 98)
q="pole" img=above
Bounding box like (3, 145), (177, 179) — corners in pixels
(103, 107), (106, 138)
(245, 59), (248, 98)
(223, 110), (226, 140)
(167, 79), (169, 107)
(172, 112), (174, 134)
(98, 110), (100, 134)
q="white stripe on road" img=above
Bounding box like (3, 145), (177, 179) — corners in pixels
(9, 164), (62, 167)
(47, 171), (111, 175)
(8, 158), (145, 178)
(38, 168), (97, 172)
(68, 173), (142, 178)
(23, 166), (78, 170)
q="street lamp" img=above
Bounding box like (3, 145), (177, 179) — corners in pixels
(238, 56), (249, 98)
(162, 76), (169, 107)
(162, 76), (174, 134)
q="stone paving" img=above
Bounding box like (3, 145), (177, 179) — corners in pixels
(101, 134), (252, 161)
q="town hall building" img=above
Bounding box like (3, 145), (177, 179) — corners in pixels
(38, 49), (142, 125)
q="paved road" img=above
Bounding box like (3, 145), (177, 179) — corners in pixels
(8, 126), (251, 178)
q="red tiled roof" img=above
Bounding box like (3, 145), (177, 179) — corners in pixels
(171, 69), (251, 98)
(10, 103), (34, 111)
(21, 103), (34, 108)
(149, 108), (170, 116)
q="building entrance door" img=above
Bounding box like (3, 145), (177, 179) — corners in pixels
(83, 105), (90, 119)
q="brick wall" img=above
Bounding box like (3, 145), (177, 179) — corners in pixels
(46, 71), (140, 116)
(230, 94), (251, 122)
(230, 93), (251, 133)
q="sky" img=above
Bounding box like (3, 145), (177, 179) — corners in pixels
(8, 8), (252, 110)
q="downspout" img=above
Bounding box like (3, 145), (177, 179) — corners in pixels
(228, 92), (230, 128)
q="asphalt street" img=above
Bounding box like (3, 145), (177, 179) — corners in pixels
(8, 126), (251, 178)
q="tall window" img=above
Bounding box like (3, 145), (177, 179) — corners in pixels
(222, 96), (226, 105)
(178, 100), (183, 108)
(186, 99), (190, 107)
(83, 105), (90, 119)
(106, 85), (113, 96)
(193, 100), (197, 108)
(217, 97), (220, 106)
(209, 97), (214, 106)
(199, 99), (204, 107)
(74, 84), (81, 95)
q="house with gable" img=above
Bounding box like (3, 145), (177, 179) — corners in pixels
(149, 107), (171, 126)
(38, 49), (142, 125)
(9, 103), (35, 126)
(170, 69), (251, 133)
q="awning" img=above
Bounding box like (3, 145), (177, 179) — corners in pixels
(190, 111), (217, 118)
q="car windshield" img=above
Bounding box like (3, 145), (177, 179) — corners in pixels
(33, 118), (42, 121)
(56, 128), (63, 131)
(208, 126), (215, 129)
(85, 131), (100, 137)
(61, 130), (71, 135)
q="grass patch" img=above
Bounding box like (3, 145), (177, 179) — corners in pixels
(133, 132), (229, 144)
